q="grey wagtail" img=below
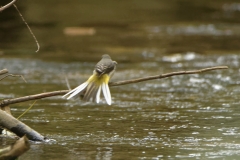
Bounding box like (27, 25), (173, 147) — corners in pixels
(62, 54), (117, 105)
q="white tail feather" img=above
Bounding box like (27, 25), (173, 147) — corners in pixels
(62, 85), (82, 97)
(102, 83), (111, 105)
(105, 83), (111, 102)
(96, 85), (102, 103)
(63, 82), (88, 99)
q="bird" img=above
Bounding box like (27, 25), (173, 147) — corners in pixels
(62, 54), (117, 105)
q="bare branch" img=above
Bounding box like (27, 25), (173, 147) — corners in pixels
(0, 0), (17, 12)
(0, 74), (27, 82)
(109, 66), (228, 86)
(0, 69), (8, 76)
(13, 4), (40, 52)
(0, 90), (68, 107)
(0, 66), (228, 107)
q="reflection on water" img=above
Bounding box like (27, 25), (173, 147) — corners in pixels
(1, 0), (240, 159)
(146, 24), (233, 36)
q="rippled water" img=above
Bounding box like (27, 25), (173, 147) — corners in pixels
(0, 52), (239, 159)
(1, 0), (240, 159)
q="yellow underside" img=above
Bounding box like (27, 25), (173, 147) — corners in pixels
(87, 74), (110, 86)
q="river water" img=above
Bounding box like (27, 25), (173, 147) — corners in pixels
(1, 0), (240, 159)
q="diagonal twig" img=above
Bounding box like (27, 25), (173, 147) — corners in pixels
(0, 1), (40, 52)
(13, 4), (40, 52)
(0, 0), (17, 12)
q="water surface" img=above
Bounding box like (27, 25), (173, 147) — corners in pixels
(1, 0), (240, 159)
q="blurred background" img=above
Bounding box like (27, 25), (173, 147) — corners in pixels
(1, 0), (240, 61)
(1, 0), (240, 159)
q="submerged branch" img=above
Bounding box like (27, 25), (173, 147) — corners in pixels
(0, 66), (228, 107)
(0, 0), (17, 12)
(0, 110), (46, 141)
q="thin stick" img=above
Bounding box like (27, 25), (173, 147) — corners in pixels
(0, 0), (17, 12)
(17, 100), (37, 119)
(0, 69), (8, 76)
(109, 66), (228, 86)
(0, 90), (68, 107)
(0, 66), (228, 107)
(13, 4), (40, 52)
(65, 76), (71, 90)
(0, 74), (27, 82)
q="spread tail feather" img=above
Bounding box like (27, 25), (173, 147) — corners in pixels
(82, 82), (111, 105)
(63, 74), (112, 105)
(62, 82), (88, 99)
(102, 82), (111, 105)
(96, 85), (102, 103)
(83, 83), (99, 102)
